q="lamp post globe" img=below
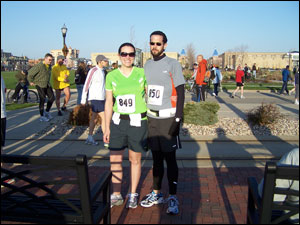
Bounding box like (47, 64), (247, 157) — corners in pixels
(61, 24), (69, 58)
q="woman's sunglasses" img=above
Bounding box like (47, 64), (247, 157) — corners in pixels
(120, 52), (135, 57)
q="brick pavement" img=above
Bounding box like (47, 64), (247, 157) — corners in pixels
(1, 164), (264, 224)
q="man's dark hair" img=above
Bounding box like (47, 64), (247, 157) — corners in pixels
(118, 43), (136, 54)
(44, 53), (53, 58)
(286, 65), (290, 69)
(150, 31), (168, 43)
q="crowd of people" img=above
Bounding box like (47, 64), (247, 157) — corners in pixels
(1, 30), (299, 216)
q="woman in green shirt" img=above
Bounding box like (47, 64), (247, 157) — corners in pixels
(104, 43), (147, 209)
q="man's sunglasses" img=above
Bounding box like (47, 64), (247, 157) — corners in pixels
(120, 52), (135, 57)
(150, 42), (163, 46)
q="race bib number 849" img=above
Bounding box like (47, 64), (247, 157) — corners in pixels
(116, 94), (136, 113)
(147, 85), (164, 106)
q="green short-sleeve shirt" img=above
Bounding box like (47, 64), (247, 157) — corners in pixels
(105, 67), (147, 115)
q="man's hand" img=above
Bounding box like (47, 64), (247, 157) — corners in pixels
(168, 118), (181, 136)
(30, 82), (35, 86)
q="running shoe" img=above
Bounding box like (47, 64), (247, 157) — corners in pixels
(240, 95), (245, 99)
(61, 106), (67, 111)
(44, 111), (53, 120)
(40, 116), (50, 122)
(140, 191), (164, 208)
(85, 136), (99, 145)
(126, 193), (139, 209)
(57, 110), (63, 116)
(111, 194), (124, 208)
(166, 195), (179, 215)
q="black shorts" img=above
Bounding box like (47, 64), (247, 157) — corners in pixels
(148, 117), (181, 153)
(91, 100), (105, 113)
(109, 119), (148, 153)
(236, 82), (244, 87)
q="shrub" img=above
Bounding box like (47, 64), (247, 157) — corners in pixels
(68, 104), (101, 126)
(246, 103), (281, 126)
(183, 102), (220, 125)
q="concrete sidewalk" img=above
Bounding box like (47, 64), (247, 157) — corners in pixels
(3, 90), (299, 168)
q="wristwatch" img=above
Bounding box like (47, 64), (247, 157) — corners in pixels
(175, 118), (181, 122)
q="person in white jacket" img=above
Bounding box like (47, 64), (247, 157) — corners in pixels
(81, 55), (108, 145)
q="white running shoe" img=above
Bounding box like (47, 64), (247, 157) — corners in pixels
(166, 195), (179, 215)
(140, 191), (164, 208)
(295, 100), (299, 105)
(241, 95), (245, 99)
(85, 136), (99, 145)
(44, 111), (53, 120)
(40, 116), (49, 122)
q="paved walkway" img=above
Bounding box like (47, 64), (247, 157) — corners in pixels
(2, 90), (299, 224)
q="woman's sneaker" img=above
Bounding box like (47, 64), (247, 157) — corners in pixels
(166, 195), (179, 215)
(140, 191), (164, 208)
(111, 194), (124, 208)
(126, 193), (139, 209)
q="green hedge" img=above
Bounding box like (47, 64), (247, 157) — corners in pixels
(183, 102), (220, 125)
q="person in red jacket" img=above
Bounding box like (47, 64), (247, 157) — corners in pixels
(195, 54), (208, 102)
(231, 65), (245, 99)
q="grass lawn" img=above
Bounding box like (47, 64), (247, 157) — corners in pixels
(5, 102), (38, 111)
(1, 70), (76, 90)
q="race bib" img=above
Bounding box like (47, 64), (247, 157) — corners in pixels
(148, 85), (164, 106)
(116, 94), (136, 113)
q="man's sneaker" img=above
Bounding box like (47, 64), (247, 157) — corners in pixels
(111, 194), (124, 208)
(166, 195), (179, 215)
(212, 93), (216, 97)
(241, 95), (245, 99)
(61, 106), (67, 111)
(295, 100), (299, 105)
(104, 142), (109, 149)
(40, 116), (49, 122)
(140, 191), (164, 208)
(58, 110), (63, 116)
(85, 136), (99, 145)
(230, 94), (234, 98)
(44, 111), (53, 120)
(126, 193), (139, 209)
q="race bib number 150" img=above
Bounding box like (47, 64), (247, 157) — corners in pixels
(116, 94), (136, 113)
(148, 85), (164, 106)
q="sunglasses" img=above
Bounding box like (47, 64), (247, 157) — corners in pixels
(150, 42), (163, 46)
(120, 52), (135, 57)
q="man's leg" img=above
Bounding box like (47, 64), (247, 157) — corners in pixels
(62, 86), (71, 109)
(12, 83), (22, 101)
(55, 89), (61, 111)
(45, 86), (55, 112)
(36, 85), (46, 116)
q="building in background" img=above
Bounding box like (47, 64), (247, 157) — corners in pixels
(213, 51), (299, 70)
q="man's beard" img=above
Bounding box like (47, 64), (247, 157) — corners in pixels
(151, 48), (164, 58)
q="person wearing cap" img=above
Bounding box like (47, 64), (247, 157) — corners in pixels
(103, 43), (148, 209)
(51, 55), (71, 116)
(28, 53), (55, 122)
(81, 55), (108, 146)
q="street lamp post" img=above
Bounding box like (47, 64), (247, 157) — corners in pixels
(61, 24), (69, 58)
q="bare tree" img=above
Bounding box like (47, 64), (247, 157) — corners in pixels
(130, 25), (137, 46)
(234, 44), (248, 66)
(186, 43), (196, 69)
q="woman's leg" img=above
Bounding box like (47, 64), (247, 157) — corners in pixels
(110, 150), (124, 195)
(164, 151), (178, 195)
(128, 150), (142, 194)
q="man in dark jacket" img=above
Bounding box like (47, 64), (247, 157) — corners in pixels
(280, 65), (290, 95)
(28, 53), (55, 122)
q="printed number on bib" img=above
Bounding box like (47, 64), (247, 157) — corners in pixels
(116, 95), (136, 113)
(148, 85), (164, 106)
